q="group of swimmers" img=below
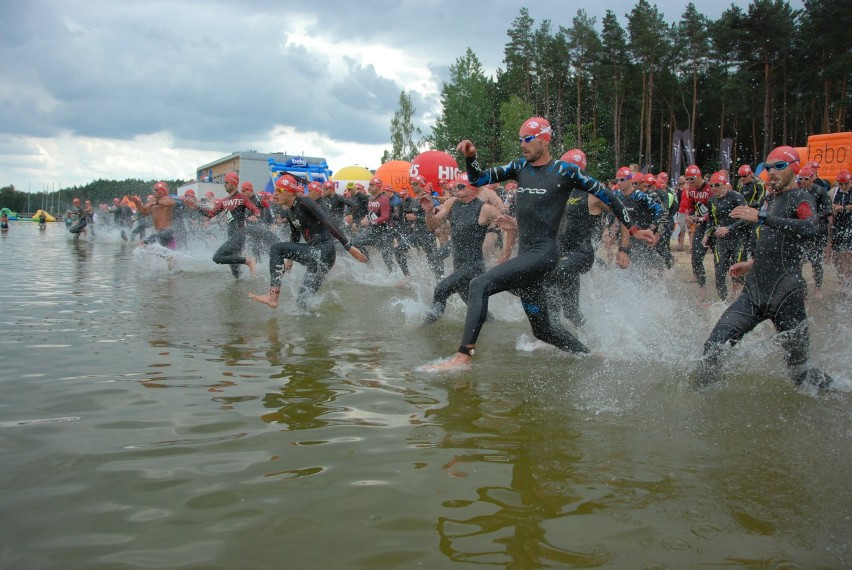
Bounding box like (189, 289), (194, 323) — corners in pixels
(61, 116), (852, 391)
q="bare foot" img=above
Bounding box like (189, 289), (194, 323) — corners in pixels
(249, 288), (280, 308)
(418, 352), (472, 372)
(245, 256), (257, 276)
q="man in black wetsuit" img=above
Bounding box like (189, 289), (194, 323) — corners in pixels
(248, 174), (367, 309)
(831, 170), (852, 289)
(694, 146), (834, 391)
(614, 170), (666, 271)
(702, 171), (747, 301)
(797, 165), (832, 299)
(424, 117), (654, 371)
(242, 181), (280, 262)
(397, 174), (444, 279)
(552, 152), (633, 327)
(318, 180), (350, 236)
(193, 172), (260, 277)
(421, 175), (514, 324)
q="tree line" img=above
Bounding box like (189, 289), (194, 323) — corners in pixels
(388, 0), (851, 181)
(0, 178), (189, 214)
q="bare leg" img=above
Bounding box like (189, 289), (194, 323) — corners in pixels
(246, 256), (257, 276)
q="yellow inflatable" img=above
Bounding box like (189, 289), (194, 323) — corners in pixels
(332, 165), (374, 193)
(31, 210), (56, 222)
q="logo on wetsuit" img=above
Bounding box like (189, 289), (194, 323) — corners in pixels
(517, 187), (547, 194)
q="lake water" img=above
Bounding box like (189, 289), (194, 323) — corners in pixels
(1, 220), (850, 569)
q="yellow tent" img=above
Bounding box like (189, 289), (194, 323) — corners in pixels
(31, 210), (56, 222)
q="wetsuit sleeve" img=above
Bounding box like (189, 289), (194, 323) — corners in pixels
(638, 191), (666, 227)
(579, 176), (634, 228)
(198, 202), (222, 218)
(816, 188), (833, 220)
(465, 155), (522, 186)
(763, 193), (818, 238)
(729, 193), (749, 232)
(300, 196), (350, 245)
(243, 194), (261, 216)
(373, 195), (391, 225)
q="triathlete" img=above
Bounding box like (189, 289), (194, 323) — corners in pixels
(130, 181), (177, 270)
(67, 197), (87, 239)
(831, 170), (852, 289)
(248, 174), (367, 309)
(694, 146), (834, 391)
(192, 172), (259, 277)
(351, 177), (396, 272)
(679, 165), (712, 302)
(614, 170), (666, 271)
(797, 165), (832, 299)
(424, 117), (653, 371)
(421, 175), (514, 324)
(242, 181), (281, 262)
(398, 175), (444, 279)
(702, 171), (747, 301)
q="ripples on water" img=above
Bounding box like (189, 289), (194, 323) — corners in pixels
(0, 222), (850, 568)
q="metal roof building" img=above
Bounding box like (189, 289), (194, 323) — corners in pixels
(195, 150), (330, 194)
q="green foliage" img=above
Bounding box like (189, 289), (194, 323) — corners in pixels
(409, 1), (851, 176)
(387, 90), (422, 162)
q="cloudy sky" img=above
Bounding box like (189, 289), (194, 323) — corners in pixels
(1, 0), (758, 192)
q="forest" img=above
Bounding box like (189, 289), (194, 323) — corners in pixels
(407, 0), (851, 180)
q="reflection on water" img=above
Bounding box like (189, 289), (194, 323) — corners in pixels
(0, 223), (850, 568)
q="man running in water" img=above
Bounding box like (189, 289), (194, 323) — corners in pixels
(423, 117), (653, 371)
(694, 146), (833, 391)
(679, 165), (712, 302)
(130, 181), (178, 271)
(421, 175), (515, 324)
(831, 170), (852, 290)
(192, 172), (259, 277)
(67, 197), (87, 239)
(797, 165), (832, 299)
(249, 174), (367, 309)
(702, 171), (747, 301)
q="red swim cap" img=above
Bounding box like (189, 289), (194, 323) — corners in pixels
(798, 165), (815, 178)
(410, 175), (427, 186)
(322, 180), (336, 189)
(766, 146), (800, 173)
(184, 189), (196, 197)
(709, 171), (729, 185)
(643, 173), (656, 184)
(616, 166), (633, 180)
(307, 181), (322, 194)
(224, 172), (239, 185)
(153, 181), (169, 194)
(241, 181), (254, 193)
(560, 149), (587, 169)
(684, 165), (702, 178)
(837, 170), (851, 183)
(737, 164), (753, 177)
(274, 174), (300, 194)
(519, 117), (552, 143)
(369, 177), (383, 186)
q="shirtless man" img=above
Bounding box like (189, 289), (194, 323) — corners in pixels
(131, 181), (178, 270)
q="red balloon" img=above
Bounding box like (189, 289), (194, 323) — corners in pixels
(410, 151), (460, 196)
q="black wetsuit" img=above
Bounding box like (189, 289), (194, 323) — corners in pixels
(696, 187), (831, 389)
(738, 178), (766, 256)
(270, 195), (351, 308)
(351, 193), (396, 272)
(705, 190), (747, 300)
(425, 198), (490, 322)
(67, 206), (87, 235)
(397, 193), (444, 279)
(832, 189), (852, 251)
(552, 191), (600, 327)
(617, 188), (666, 270)
(318, 193), (351, 235)
(803, 184), (832, 287)
(461, 156), (634, 354)
(200, 192), (261, 276)
(245, 194), (281, 261)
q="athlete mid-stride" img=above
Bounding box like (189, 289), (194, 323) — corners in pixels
(694, 146), (834, 392)
(248, 175), (367, 309)
(193, 172), (260, 278)
(422, 117), (655, 372)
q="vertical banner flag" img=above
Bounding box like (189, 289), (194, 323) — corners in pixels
(719, 138), (733, 172)
(671, 130), (683, 179)
(682, 130), (696, 166)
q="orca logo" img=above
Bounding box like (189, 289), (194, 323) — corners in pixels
(517, 187), (547, 194)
